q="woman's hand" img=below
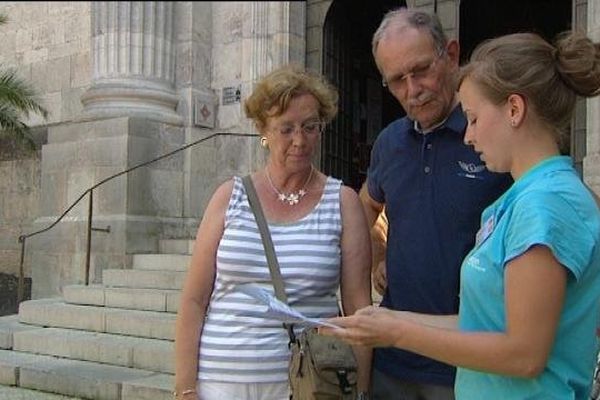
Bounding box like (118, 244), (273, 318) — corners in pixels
(319, 306), (403, 348)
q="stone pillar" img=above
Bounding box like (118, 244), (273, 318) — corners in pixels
(584, 0), (600, 193)
(240, 1), (307, 169)
(407, 0), (460, 40)
(80, 2), (181, 125)
(31, 2), (188, 299)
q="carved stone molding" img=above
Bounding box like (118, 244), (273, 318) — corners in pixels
(81, 2), (182, 125)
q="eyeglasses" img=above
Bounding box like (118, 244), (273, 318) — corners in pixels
(382, 50), (446, 92)
(270, 120), (325, 136)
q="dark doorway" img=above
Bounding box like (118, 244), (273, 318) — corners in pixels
(459, 1), (572, 64)
(459, 0), (575, 160)
(321, 1), (404, 191)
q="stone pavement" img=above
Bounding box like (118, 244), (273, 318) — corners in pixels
(0, 385), (82, 399)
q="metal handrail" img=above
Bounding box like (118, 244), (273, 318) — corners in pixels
(17, 131), (256, 304)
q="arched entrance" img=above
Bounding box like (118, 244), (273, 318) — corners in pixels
(459, 0), (580, 170)
(320, 0), (404, 191)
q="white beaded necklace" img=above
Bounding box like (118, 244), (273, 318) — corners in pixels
(265, 166), (314, 206)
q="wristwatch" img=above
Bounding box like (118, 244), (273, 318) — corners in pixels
(357, 392), (369, 400)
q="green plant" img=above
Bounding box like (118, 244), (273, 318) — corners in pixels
(0, 13), (48, 149)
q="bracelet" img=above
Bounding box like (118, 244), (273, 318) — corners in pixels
(173, 388), (197, 399)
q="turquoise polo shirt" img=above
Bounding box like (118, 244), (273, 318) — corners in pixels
(456, 156), (600, 399)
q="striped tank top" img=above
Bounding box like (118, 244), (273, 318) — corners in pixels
(198, 175), (343, 383)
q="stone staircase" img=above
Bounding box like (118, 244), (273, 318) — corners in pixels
(0, 239), (195, 400)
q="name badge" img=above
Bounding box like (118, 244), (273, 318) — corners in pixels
(475, 215), (495, 247)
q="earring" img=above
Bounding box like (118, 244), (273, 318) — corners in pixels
(260, 136), (268, 148)
(510, 120), (517, 127)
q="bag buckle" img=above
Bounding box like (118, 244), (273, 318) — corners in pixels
(336, 369), (352, 394)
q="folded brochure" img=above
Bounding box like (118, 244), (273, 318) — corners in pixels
(236, 283), (341, 329)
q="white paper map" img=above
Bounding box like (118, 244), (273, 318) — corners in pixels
(236, 283), (340, 329)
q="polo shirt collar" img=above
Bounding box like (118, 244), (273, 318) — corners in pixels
(510, 155), (572, 193)
(411, 103), (466, 135)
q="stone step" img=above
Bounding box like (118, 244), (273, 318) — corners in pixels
(103, 269), (186, 290)
(0, 315), (45, 350)
(0, 384), (83, 400)
(13, 327), (173, 374)
(18, 299), (175, 340)
(63, 285), (180, 313)
(158, 239), (195, 255)
(132, 254), (191, 271)
(0, 349), (172, 400)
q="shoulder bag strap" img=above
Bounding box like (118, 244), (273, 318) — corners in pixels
(242, 175), (296, 341)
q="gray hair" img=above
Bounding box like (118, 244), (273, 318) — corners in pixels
(372, 7), (448, 57)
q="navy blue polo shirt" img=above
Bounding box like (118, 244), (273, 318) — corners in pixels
(367, 105), (512, 386)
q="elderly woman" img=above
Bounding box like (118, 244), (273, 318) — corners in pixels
(174, 64), (372, 400)
(322, 31), (600, 400)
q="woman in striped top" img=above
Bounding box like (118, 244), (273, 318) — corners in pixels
(174, 64), (373, 400)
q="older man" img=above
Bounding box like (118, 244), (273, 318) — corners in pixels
(360, 8), (512, 400)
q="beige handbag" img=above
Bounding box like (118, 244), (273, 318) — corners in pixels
(242, 175), (358, 400)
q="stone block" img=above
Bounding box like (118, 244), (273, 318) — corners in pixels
(35, 91), (61, 125)
(125, 168), (182, 216)
(41, 141), (76, 171)
(288, 2), (306, 36)
(61, 87), (86, 121)
(30, 251), (86, 299)
(63, 8), (91, 44)
(175, 43), (193, 87)
(186, 171), (221, 217)
(121, 373), (173, 400)
(165, 291), (180, 313)
(0, 31), (16, 59)
(127, 135), (184, 171)
(14, 328), (134, 368)
(0, 226), (20, 250)
(103, 269), (185, 291)
(438, 1), (457, 32)
(19, 300), (106, 332)
(213, 3), (244, 44)
(104, 287), (167, 312)
(215, 134), (253, 176)
(48, 40), (80, 60)
(18, 4), (50, 25)
(48, 117), (130, 143)
(132, 338), (174, 373)
(104, 308), (175, 340)
(39, 169), (67, 216)
(0, 315), (43, 350)
(15, 28), (33, 53)
(63, 284), (105, 306)
(20, 47), (49, 65)
(69, 52), (91, 88)
(0, 362), (17, 385)
(306, 1), (329, 28)
(212, 42), (242, 86)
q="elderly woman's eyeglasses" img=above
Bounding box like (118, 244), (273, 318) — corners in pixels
(382, 50), (446, 92)
(272, 120), (325, 136)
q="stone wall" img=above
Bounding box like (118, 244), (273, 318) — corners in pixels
(0, 1), (91, 127)
(0, 157), (40, 277)
(585, 0), (600, 194)
(0, 147), (40, 310)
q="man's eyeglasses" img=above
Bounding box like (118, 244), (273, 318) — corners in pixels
(271, 120), (325, 136)
(382, 50), (446, 92)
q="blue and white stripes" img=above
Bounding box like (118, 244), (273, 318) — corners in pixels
(198, 175), (343, 383)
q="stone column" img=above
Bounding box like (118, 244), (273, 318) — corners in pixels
(239, 1), (307, 169)
(80, 1), (181, 125)
(584, 0), (600, 193)
(31, 2), (188, 298)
